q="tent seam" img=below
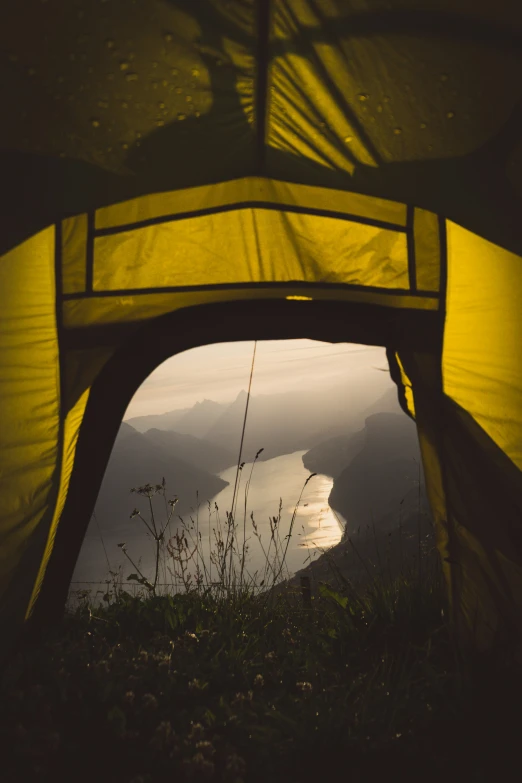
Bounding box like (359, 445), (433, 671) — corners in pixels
(93, 202), (407, 237)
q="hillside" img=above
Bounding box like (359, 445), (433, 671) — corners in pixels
(143, 427), (236, 474)
(93, 425), (229, 531)
(327, 412), (427, 533)
(285, 411), (432, 595)
(302, 387), (403, 478)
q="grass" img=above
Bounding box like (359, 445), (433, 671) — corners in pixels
(3, 473), (522, 783)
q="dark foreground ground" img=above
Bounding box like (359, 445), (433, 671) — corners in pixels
(2, 552), (522, 783)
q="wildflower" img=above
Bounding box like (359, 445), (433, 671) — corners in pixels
(142, 693), (158, 710)
(188, 678), (207, 691)
(138, 650), (149, 664)
(131, 483), (160, 497)
(123, 691), (135, 706)
(168, 497), (179, 507)
(264, 651), (276, 662)
(195, 740), (215, 759)
(296, 681), (313, 693)
(188, 722), (205, 741)
(282, 628), (296, 644)
(253, 674), (264, 687)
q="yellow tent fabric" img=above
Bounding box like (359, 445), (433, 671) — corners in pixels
(1, 0), (522, 662)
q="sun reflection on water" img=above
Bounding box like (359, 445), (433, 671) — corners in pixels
(291, 474), (345, 550)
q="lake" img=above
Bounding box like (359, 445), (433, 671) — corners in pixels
(70, 450), (345, 599)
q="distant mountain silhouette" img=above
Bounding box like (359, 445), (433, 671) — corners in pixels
(203, 379), (394, 461)
(117, 421), (140, 441)
(125, 408), (190, 434)
(126, 398), (228, 438)
(173, 398), (229, 438)
(93, 427), (229, 532)
(124, 374), (395, 462)
(143, 428), (236, 474)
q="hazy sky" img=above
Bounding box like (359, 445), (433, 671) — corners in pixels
(123, 339), (392, 419)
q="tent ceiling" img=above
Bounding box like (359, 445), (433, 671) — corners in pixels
(1, 0), (522, 254)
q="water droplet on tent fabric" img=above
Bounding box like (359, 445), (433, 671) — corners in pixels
(344, 136), (353, 143)
(171, 68), (179, 77)
(158, 101), (165, 109)
(125, 72), (138, 82)
(420, 122), (427, 129)
(164, 32), (173, 43)
(186, 95), (193, 102)
(393, 127), (402, 135)
(376, 104), (383, 113)
(358, 93), (369, 101)
(175, 87), (183, 94)
(177, 112), (186, 121)
(440, 73), (449, 82)
(97, 100), (109, 109)
(156, 119), (165, 126)
(120, 61), (130, 71)
(191, 68), (200, 78)
(105, 39), (115, 49)
(446, 111), (455, 119)
(90, 118), (101, 127)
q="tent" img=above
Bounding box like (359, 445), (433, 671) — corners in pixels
(1, 0), (522, 664)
